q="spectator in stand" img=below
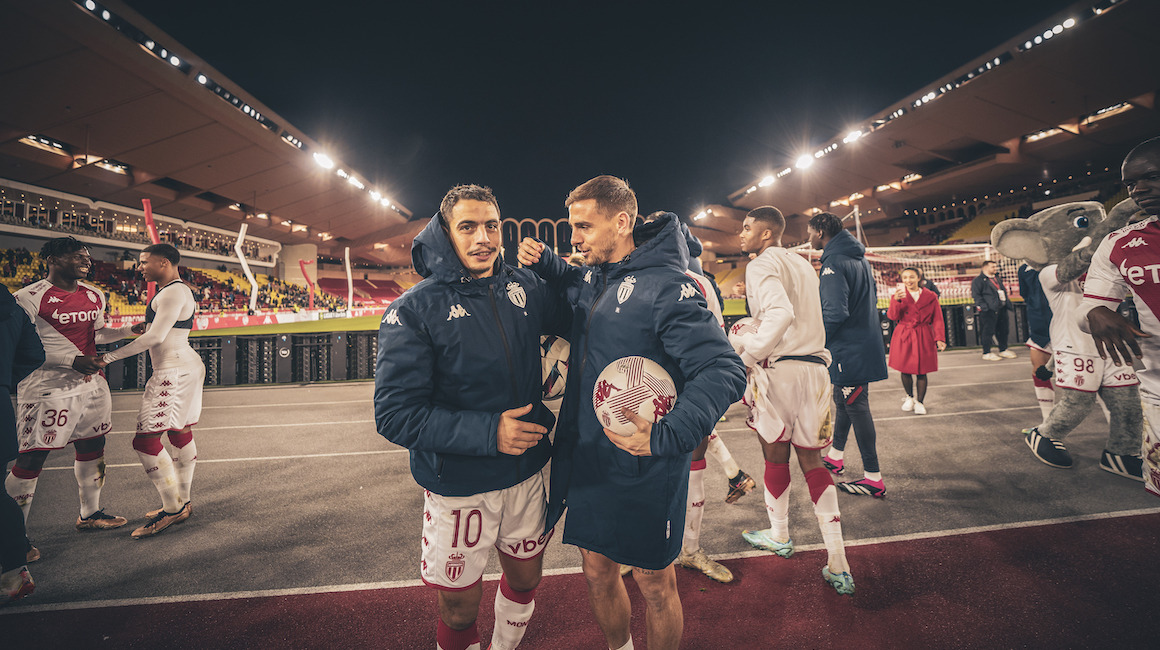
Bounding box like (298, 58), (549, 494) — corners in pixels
(972, 260), (1016, 361)
(887, 267), (946, 415)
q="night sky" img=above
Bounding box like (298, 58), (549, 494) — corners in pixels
(123, 0), (1077, 221)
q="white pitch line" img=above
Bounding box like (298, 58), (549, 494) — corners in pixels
(111, 400), (371, 414)
(40, 448), (407, 470)
(714, 404), (1041, 433)
(103, 420), (375, 435)
(6, 506), (1157, 616)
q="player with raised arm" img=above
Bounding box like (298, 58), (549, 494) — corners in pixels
(5, 237), (130, 561)
(98, 243), (203, 538)
(732, 207), (855, 595)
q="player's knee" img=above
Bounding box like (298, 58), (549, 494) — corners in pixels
(168, 429), (193, 448)
(74, 436), (105, 454)
(132, 434), (164, 455)
(633, 566), (678, 605)
(14, 450), (48, 472)
(438, 590), (481, 629)
(504, 570), (541, 593)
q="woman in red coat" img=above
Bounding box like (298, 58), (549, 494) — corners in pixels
(888, 267), (946, 414)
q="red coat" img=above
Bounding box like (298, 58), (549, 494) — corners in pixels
(887, 287), (945, 374)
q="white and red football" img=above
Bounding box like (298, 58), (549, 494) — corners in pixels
(592, 356), (677, 436)
(728, 316), (761, 349)
(540, 335), (570, 400)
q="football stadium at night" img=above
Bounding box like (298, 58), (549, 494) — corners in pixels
(1, 0), (1158, 647)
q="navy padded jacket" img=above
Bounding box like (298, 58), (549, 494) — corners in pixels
(818, 229), (888, 386)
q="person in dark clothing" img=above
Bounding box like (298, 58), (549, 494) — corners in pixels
(1018, 262), (1055, 422)
(918, 268), (941, 298)
(972, 260), (1016, 360)
(1, 285), (44, 603)
(808, 213), (890, 498)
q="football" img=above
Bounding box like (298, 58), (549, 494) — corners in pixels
(592, 356), (677, 436)
(540, 335), (570, 400)
(728, 316), (761, 349)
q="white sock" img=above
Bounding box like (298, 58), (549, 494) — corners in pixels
(864, 471), (882, 482)
(810, 482), (848, 570)
(827, 447), (844, 462)
(5, 471), (38, 523)
(705, 432), (741, 479)
(1034, 385), (1054, 421)
(611, 638), (634, 650)
(135, 448), (183, 512)
(170, 438), (197, 504)
(74, 456), (105, 519)
(491, 576), (535, 650)
(683, 461), (706, 553)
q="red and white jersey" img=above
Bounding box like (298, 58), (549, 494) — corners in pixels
(14, 279), (108, 399)
(1040, 264), (1097, 357)
(1081, 216), (1160, 398)
(684, 269), (724, 327)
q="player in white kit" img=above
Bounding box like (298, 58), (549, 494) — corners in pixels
(1079, 137), (1160, 497)
(730, 207), (854, 595)
(98, 243), (203, 538)
(5, 238), (130, 562)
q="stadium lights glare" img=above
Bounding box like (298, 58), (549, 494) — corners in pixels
(370, 191), (381, 201)
(348, 176), (365, 190)
(795, 155), (814, 170)
(842, 130), (862, 144)
(197, 74), (207, 84)
(380, 197), (391, 207)
(336, 169), (349, 179)
(694, 211), (707, 221)
(169, 55), (181, 66)
(758, 175), (775, 187)
(745, 186), (757, 194)
(85, 1), (96, 10)
(313, 153), (334, 169)
(257, 213), (269, 219)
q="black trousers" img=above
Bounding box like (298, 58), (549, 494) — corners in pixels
(978, 307), (1009, 354)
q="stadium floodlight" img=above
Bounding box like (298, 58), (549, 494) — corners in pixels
(313, 152), (335, 169)
(169, 55), (181, 66)
(336, 169), (349, 179)
(1063, 18), (1075, 28)
(758, 175), (775, 187)
(370, 190), (381, 201)
(380, 197), (391, 207)
(694, 211), (707, 221)
(843, 130), (862, 144)
(1052, 24), (1063, 34)
(197, 74), (207, 84)
(85, 1), (96, 10)
(101, 10), (110, 20)
(795, 154), (814, 170)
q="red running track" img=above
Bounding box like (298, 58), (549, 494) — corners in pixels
(7, 513), (1157, 649)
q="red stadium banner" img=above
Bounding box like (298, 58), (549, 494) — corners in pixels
(142, 199), (160, 302)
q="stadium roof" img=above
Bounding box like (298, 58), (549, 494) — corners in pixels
(691, 0), (1160, 256)
(0, 0), (420, 266)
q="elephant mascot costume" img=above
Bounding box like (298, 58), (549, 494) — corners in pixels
(991, 198), (1146, 480)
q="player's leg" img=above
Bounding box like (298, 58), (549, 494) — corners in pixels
(742, 439), (794, 557)
(796, 448), (854, 595)
(580, 548), (633, 649)
(130, 432), (188, 538)
(996, 307), (1012, 355)
(823, 386), (850, 475)
(631, 563), (682, 650)
(0, 486), (34, 603)
(491, 470), (550, 649)
(72, 435), (126, 529)
(900, 373), (914, 411)
(704, 431), (754, 503)
(978, 311), (997, 357)
(677, 440), (732, 583)
(167, 426), (196, 506)
(6, 450), (48, 523)
(437, 584), (485, 650)
(835, 385), (885, 496)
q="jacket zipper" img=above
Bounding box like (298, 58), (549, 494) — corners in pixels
(488, 286), (519, 402)
(577, 272), (610, 384)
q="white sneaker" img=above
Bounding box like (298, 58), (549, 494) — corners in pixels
(901, 396), (914, 412)
(998, 350), (1017, 359)
(913, 402), (927, 415)
(981, 353), (1001, 361)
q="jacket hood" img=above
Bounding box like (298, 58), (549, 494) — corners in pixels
(619, 213), (689, 274)
(678, 220), (704, 274)
(822, 229), (865, 261)
(411, 213), (505, 284)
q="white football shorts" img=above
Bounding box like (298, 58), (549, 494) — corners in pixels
(1052, 351), (1138, 393)
(745, 360), (834, 449)
(136, 362), (205, 434)
(420, 467), (551, 590)
(16, 377), (112, 452)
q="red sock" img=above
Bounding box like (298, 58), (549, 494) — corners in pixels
(764, 461), (790, 498)
(436, 618), (480, 650)
(804, 467), (834, 504)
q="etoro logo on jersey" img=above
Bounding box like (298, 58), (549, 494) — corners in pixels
(51, 308), (101, 325)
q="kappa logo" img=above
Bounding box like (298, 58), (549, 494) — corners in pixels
(506, 281), (527, 308)
(617, 276), (637, 304)
(446, 304), (471, 320)
(161, 381), (173, 387)
(821, 267), (835, 276)
(382, 309), (400, 326)
(1124, 237), (1149, 248)
(678, 283), (697, 301)
(157, 401), (169, 408)
(159, 391), (170, 397)
(584, 269), (593, 284)
(47, 296), (62, 303)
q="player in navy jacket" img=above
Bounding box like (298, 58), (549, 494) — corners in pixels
(519, 176), (745, 650)
(374, 185), (568, 650)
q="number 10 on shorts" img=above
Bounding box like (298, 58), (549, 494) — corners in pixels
(450, 508), (483, 548)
